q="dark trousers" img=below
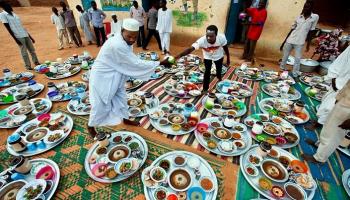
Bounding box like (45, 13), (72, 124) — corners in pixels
(203, 57), (224, 91)
(137, 26), (145, 47)
(143, 29), (162, 50)
(242, 39), (257, 61)
(93, 26), (106, 46)
(67, 26), (82, 46)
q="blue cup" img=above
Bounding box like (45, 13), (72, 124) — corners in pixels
(11, 173), (25, 181)
(27, 143), (37, 151)
(37, 140), (46, 149)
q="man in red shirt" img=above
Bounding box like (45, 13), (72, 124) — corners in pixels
(242, 0), (267, 63)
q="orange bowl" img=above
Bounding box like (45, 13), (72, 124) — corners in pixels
(290, 160), (308, 173)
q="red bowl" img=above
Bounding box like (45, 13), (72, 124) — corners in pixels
(38, 113), (51, 122)
(196, 122), (209, 133)
(35, 165), (55, 180)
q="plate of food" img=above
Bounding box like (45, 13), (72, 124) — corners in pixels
(240, 144), (316, 200)
(0, 157), (60, 200)
(216, 80), (253, 98)
(177, 54), (201, 67)
(46, 81), (88, 102)
(194, 117), (252, 156)
(125, 78), (143, 91)
(199, 63), (228, 75)
(6, 112), (73, 157)
(174, 70), (204, 84)
(261, 83), (301, 101)
(127, 91), (160, 118)
(263, 70), (295, 85)
(138, 51), (159, 61)
(150, 66), (165, 80)
(244, 114), (300, 149)
(304, 83), (329, 101)
(0, 98), (52, 129)
(235, 67), (264, 81)
(67, 93), (91, 116)
(0, 71), (34, 88)
(299, 73), (329, 87)
(0, 82), (44, 105)
(142, 151), (218, 200)
(148, 102), (199, 135)
(259, 98), (310, 125)
(44, 63), (81, 80)
(202, 93), (247, 117)
(65, 53), (94, 66)
(163, 80), (201, 98)
(84, 131), (148, 183)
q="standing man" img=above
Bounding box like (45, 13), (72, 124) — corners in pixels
(110, 14), (122, 37)
(241, 0), (267, 63)
(175, 25), (230, 94)
(157, 0), (173, 55)
(280, 0), (319, 77)
(76, 5), (95, 45)
(89, 1), (106, 47)
(143, 1), (162, 50)
(88, 18), (170, 137)
(302, 79), (350, 164)
(130, 1), (146, 47)
(0, 2), (39, 70)
(60, 2), (83, 47)
(51, 7), (71, 50)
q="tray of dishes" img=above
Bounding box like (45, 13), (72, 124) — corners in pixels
(304, 83), (329, 101)
(163, 80), (201, 98)
(263, 70), (295, 85)
(0, 72), (34, 88)
(47, 81), (88, 102)
(0, 98), (52, 129)
(163, 65), (184, 74)
(6, 112), (73, 157)
(342, 169), (350, 197)
(177, 54), (201, 67)
(174, 70), (204, 84)
(199, 63), (228, 75)
(138, 51), (159, 61)
(84, 131), (148, 183)
(261, 83), (301, 101)
(244, 114), (300, 149)
(259, 98), (310, 124)
(194, 117), (252, 156)
(126, 79), (143, 91)
(65, 53), (93, 65)
(81, 70), (90, 82)
(0, 82), (44, 105)
(150, 66), (165, 80)
(240, 144), (316, 200)
(149, 102), (199, 135)
(299, 73), (328, 87)
(127, 91), (159, 118)
(142, 151), (218, 200)
(216, 80), (253, 98)
(235, 67), (264, 81)
(67, 93), (91, 116)
(201, 93), (247, 117)
(45, 64), (81, 80)
(0, 157), (60, 200)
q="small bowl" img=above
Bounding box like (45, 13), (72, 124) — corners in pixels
(171, 124), (181, 131)
(153, 186), (168, 200)
(248, 154), (262, 166)
(213, 127), (232, 140)
(290, 160), (308, 173)
(35, 165), (55, 180)
(150, 167), (167, 183)
(129, 107), (141, 116)
(168, 168), (193, 192)
(245, 164), (259, 177)
(174, 155), (187, 167)
(158, 118), (169, 126)
(196, 122), (209, 133)
(199, 176), (215, 192)
(284, 182), (307, 200)
(107, 145), (131, 164)
(218, 141), (235, 152)
(231, 132), (242, 140)
(187, 187), (206, 200)
(233, 140), (245, 149)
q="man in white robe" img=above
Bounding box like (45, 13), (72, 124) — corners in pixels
(156, 0), (173, 55)
(305, 46), (350, 131)
(88, 18), (170, 137)
(76, 5), (95, 45)
(108, 14), (122, 38)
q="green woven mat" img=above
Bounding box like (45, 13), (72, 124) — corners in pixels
(0, 109), (226, 200)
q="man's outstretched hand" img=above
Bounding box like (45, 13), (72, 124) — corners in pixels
(160, 58), (171, 68)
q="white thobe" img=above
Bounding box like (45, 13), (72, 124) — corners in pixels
(317, 46), (350, 124)
(108, 20), (122, 38)
(156, 9), (172, 51)
(88, 34), (160, 126)
(79, 11), (95, 42)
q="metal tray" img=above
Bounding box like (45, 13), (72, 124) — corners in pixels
(67, 94), (91, 116)
(46, 81), (88, 102)
(84, 131), (148, 183)
(299, 74), (326, 87)
(201, 93), (247, 117)
(216, 80), (253, 98)
(142, 151), (218, 200)
(240, 144), (316, 200)
(194, 117), (252, 156)
(127, 91), (160, 118)
(235, 68), (264, 81)
(304, 86), (328, 102)
(342, 169), (350, 197)
(262, 70), (295, 85)
(243, 114), (300, 149)
(163, 81), (200, 99)
(0, 72), (34, 88)
(0, 83), (44, 105)
(0, 158), (60, 200)
(261, 83), (301, 101)
(46, 66), (81, 80)
(7, 112), (74, 157)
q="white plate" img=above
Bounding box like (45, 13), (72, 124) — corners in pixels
(201, 93), (247, 117)
(0, 83), (45, 105)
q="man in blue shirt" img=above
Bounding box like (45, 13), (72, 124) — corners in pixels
(89, 1), (106, 47)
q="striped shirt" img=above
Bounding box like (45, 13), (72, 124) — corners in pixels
(0, 11), (28, 38)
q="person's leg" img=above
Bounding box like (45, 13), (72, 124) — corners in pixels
(242, 39), (250, 59)
(94, 26), (101, 46)
(17, 37), (31, 69)
(137, 26), (143, 47)
(214, 57), (224, 81)
(140, 25), (145, 47)
(280, 42), (293, 70)
(74, 26), (83, 46)
(164, 32), (170, 53)
(24, 37), (39, 65)
(203, 59), (212, 92)
(62, 29), (71, 47)
(312, 104), (350, 162)
(292, 44), (303, 76)
(182, 0), (188, 13)
(57, 29), (64, 49)
(67, 27), (79, 47)
(247, 40), (257, 61)
(100, 27), (106, 45)
(154, 30), (162, 50)
(143, 29), (153, 49)
(159, 32), (165, 53)
(66, 28), (73, 44)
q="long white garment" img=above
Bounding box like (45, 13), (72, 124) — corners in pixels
(317, 46), (350, 124)
(88, 34), (160, 126)
(159, 32), (170, 51)
(156, 9), (172, 33)
(79, 11), (95, 42)
(111, 20), (122, 35)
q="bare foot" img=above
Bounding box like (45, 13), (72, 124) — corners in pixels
(123, 119), (140, 126)
(87, 126), (98, 138)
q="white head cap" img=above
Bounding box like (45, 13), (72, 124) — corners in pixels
(122, 18), (139, 32)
